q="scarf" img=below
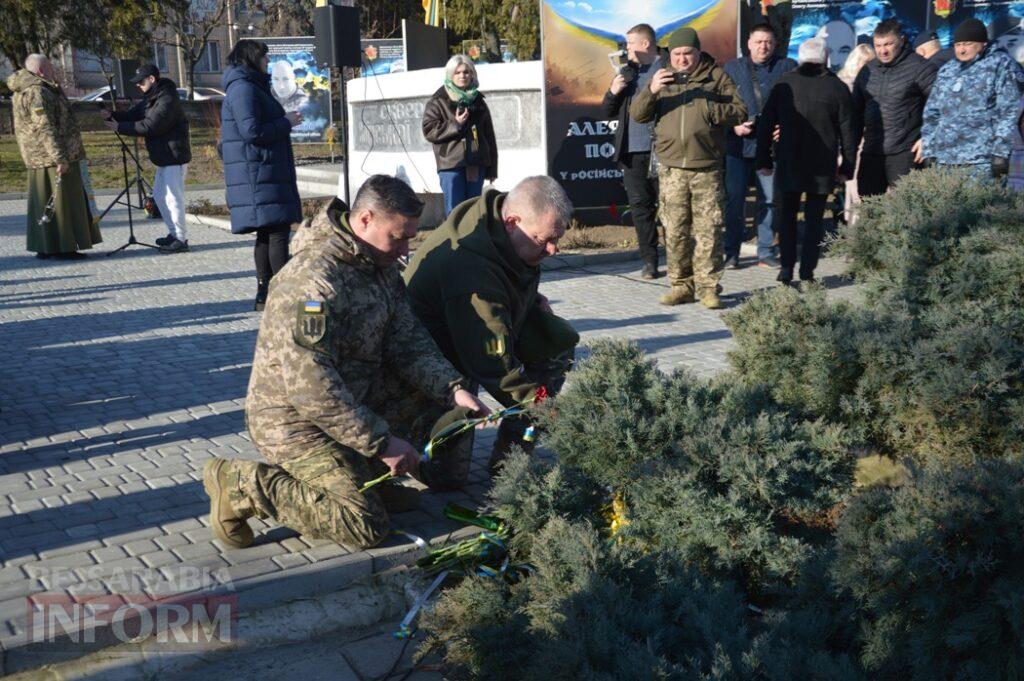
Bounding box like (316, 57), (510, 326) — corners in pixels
(444, 78), (479, 106)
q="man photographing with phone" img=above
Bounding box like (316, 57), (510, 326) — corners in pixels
(630, 27), (746, 309)
(101, 63), (192, 253)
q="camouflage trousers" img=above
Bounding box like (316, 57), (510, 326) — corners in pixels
(657, 165), (725, 294)
(223, 370), (473, 550)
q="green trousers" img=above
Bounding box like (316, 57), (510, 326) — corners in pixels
(26, 166), (101, 255)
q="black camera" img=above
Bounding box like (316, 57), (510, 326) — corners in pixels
(672, 72), (689, 85)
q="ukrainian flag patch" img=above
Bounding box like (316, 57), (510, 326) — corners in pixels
(304, 301), (323, 314)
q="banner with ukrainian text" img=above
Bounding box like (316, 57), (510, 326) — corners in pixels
(541, 0), (737, 220)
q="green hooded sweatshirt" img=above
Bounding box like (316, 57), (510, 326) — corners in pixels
(404, 188), (549, 408)
(629, 53), (747, 169)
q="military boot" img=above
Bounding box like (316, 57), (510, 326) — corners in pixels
(488, 415), (535, 477)
(203, 458), (254, 549)
(659, 286), (695, 306)
(376, 482), (422, 513)
(700, 290), (724, 310)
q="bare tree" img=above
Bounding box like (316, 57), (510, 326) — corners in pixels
(156, 0), (231, 98)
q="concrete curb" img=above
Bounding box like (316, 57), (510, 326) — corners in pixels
(5, 568), (427, 680)
(1, 525), (479, 676)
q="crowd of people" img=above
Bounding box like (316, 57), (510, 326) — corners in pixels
(6, 23), (1024, 551)
(606, 18), (1024, 302)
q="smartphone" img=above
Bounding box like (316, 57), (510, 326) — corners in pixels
(607, 50), (628, 74)
(672, 72), (688, 85)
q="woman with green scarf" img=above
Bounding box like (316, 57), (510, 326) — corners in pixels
(422, 55), (499, 216)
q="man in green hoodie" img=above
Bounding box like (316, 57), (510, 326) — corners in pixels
(630, 28), (747, 309)
(404, 176), (580, 475)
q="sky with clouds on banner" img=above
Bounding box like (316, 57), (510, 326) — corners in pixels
(549, 0), (722, 35)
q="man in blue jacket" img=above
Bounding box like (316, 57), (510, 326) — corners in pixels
(922, 18), (1024, 177)
(723, 23), (796, 269)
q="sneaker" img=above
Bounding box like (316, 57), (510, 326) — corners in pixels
(162, 238), (189, 253)
(758, 256), (780, 268)
(155, 234), (175, 246)
(723, 255), (741, 270)
(659, 286), (695, 306)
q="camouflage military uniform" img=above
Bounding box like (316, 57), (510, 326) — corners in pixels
(217, 199), (467, 550)
(658, 166), (726, 295)
(7, 68), (100, 254)
(922, 45), (1024, 171)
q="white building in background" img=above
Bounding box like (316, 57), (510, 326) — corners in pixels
(345, 60), (546, 225)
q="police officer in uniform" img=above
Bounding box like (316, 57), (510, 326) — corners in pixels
(403, 176), (579, 476)
(203, 175), (489, 550)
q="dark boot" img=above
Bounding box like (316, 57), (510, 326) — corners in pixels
(777, 267), (793, 285)
(488, 415), (535, 477)
(254, 280), (269, 311)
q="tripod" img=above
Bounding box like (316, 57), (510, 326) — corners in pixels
(102, 129), (160, 256)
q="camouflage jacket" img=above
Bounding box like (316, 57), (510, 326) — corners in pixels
(245, 199), (463, 463)
(7, 69), (86, 169)
(922, 45), (1024, 166)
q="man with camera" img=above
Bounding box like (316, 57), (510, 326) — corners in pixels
(722, 23), (796, 269)
(101, 64), (191, 253)
(601, 23), (664, 279)
(630, 28), (747, 309)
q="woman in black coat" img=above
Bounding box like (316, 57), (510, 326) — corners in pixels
(221, 40), (303, 310)
(756, 37), (857, 284)
(421, 55), (499, 216)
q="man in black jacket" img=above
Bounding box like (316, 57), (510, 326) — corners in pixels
(852, 19), (937, 197)
(601, 23), (663, 279)
(101, 64), (192, 252)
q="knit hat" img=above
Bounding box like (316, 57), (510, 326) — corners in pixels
(667, 27), (701, 51)
(912, 31), (939, 49)
(798, 37), (828, 65)
(953, 18), (988, 44)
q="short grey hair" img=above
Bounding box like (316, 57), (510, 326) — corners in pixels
(798, 37), (828, 65)
(24, 54), (48, 74)
(352, 174), (424, 218)
(444, 55), (478, 88)
(503, 176), (574, 229)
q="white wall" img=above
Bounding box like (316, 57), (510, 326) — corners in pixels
(344, 60), (545, 209)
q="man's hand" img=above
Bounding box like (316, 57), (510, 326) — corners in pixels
(453, 388), (491, 420)
(733, 121), (755, 137)
(102, 120), (118, 132)
(911, 138), (924, 164)
(379, 436), (419, 477)
(609, 74), (627, 95)
(454, 106), (470, 126)
(285, 111), (303, 127)
(649, 69), (674, 95)
(56, 163), (69, 175)
(757, 167), (772, 176)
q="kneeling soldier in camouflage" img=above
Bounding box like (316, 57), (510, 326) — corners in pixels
(203, 175), (488, 550)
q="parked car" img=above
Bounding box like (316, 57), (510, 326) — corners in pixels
(76, 86), (225, 102)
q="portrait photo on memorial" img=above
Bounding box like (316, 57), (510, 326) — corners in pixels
(262, 37), (332, 143)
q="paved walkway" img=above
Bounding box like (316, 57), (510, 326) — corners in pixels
(0, 193), (850, 665)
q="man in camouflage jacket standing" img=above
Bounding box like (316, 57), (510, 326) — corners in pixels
(8, 54), (101, 259)
(203, 175), (488, 551)
(630, 28), (747, 309)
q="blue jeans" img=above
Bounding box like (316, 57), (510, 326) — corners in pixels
(439, 168), (484, 217)
(725, 155), (777, 261)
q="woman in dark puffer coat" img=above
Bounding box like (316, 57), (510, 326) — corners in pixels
(221, 39), (302, 310)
